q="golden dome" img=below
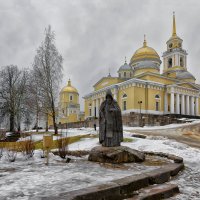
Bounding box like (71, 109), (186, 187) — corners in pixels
(61, 79), (78, 94)
(130, 36), (160, 64)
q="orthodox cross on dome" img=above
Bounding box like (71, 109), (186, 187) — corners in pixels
(143, 34), (147, 47)
(108, 68), (111, 77)
(124, 56), (127, 64)
(172, 11), (177, 36)
(67, 79), (71, 86)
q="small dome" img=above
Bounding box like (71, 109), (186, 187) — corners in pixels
(118, 61), (132, 72)
(176, 71), (196, 80)
(130, 37), (161, 66)
(61, 79), (78, 94)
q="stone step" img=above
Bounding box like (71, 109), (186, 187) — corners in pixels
(125, 183), (179, 200)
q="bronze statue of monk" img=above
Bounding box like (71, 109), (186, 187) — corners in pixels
(99, 89), (123, 147)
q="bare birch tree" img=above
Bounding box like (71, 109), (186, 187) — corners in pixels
(0, 65), (29, 132)
(33, 25), (63, 134)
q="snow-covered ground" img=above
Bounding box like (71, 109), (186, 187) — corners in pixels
(1, 126), (200, 199)
(22, 127), (97, 142)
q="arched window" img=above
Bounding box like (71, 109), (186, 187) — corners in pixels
(155, 95), (160, 111)
(70, 95), (73, 101)
(168, 58), (172, 68)
(89, 109), (91, 116)
(123, 101), (127, 111)
(124, 72), (126, 77)
(156, 102), (159, 111)
(180, 57), (184, 67)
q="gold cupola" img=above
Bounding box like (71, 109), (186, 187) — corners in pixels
(130, 35), (161, 66)
(61, 79), (78, 94)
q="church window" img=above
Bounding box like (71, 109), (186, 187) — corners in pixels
(124, 72), (126, 77)
(180, 57), (184, 67)
(156, 102), (159, 111)
(63, 110), (64, 114)
(89, 109), (91, 116)
(70, 95), (73, 101)
(155, 95), (160, 111)
(169, 43), (173, 48)
(123, 101), (127, 110)
(168, 58), (172, 68)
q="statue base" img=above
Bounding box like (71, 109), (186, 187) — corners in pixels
(88, 146), (145, 164)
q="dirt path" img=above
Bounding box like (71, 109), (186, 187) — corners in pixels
(127, 122), (200, 149)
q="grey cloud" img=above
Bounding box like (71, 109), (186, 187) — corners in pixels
(0, 0), (200, 110)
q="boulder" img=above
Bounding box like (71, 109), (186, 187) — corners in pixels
(88, 146), (145, 164)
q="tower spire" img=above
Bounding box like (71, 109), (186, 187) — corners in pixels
(172, 12), (177, 36)
(143, 34), (147, 47)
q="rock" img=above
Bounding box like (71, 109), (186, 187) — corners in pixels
(88, 146), (145, 164)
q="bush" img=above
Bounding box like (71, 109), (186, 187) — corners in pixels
(57, 131), (69, 160)
(0, 142), (5, 159)
(6, 143), (18, 162)
(19, 139), (35, 159)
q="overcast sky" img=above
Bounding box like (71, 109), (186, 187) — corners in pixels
(0, 0), (200, 109)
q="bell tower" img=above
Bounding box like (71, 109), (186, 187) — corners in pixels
(162, 12), (188, 73)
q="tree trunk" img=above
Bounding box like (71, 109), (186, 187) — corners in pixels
(45, 113), (48, 132)
(36, 109), (39, 132)
(52, 111), (58, 135)
(10, 113), (15, 132)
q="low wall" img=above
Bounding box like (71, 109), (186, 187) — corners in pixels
(53, 113), (200, 129)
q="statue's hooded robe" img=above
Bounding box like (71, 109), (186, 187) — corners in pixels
(99, 89), (123, 147)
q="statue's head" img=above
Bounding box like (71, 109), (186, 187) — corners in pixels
(106, 89), (113, 105)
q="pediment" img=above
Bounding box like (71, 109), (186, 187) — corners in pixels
(175, 82), (199, 90)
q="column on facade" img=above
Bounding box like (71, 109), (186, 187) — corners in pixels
(92, 99), (95, 117)
(170, 92), (175, 114)
(186, 95), (190, 115)
(96, 98), (99, 117)
(195, 97), (199, 116)
(175, 54), (179, 66)
(175, 93), (180, 114)
(190, 96), (195, 116)
(113, 87), (118, 101)
(164, 92), (168, 113)
(181, 94), (185, 115)
(100, 97), (104, 105)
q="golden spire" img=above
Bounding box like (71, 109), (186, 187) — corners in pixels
(172, 12), (177, 36)
(143, 34), (147, 47)
(67, 79), (71, 86)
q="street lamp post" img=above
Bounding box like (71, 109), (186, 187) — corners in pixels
(138, 101), (143, 127)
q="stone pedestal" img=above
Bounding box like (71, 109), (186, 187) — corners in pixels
(88, 146), (145, 164)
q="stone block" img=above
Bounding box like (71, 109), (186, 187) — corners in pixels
(145, 168), (171, 184)
(112, 174), (149, 195)
(88, 146), (145, 163)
